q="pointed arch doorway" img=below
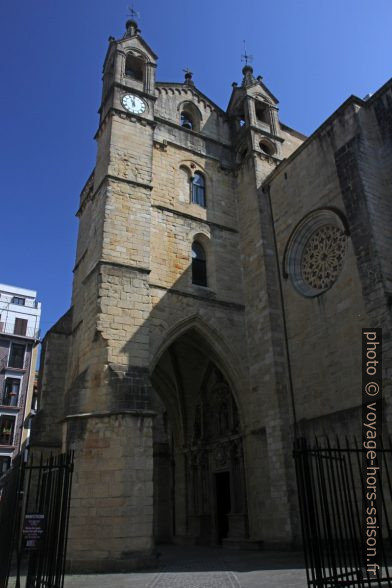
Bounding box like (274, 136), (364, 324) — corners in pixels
(151, 328), (248, 546)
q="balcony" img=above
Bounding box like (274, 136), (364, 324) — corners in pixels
(1, 379), (20, 407)
(0, 416), (15, 446)
(0, 344), (30, 372)
(0, 394), (19, 408)
(0, 322), (40, 339)
(0, 295), (39, 309)
(0, 434), (15, 446)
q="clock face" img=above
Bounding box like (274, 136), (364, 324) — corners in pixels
(122, 94), (146, 114)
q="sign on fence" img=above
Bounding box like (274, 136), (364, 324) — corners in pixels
(22, 513), (45, 551)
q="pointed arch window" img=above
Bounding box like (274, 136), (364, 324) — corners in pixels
(192, 242), (207, 286)
(191, 172), (206, 207)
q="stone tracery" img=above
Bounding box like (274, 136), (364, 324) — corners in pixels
(284, 209), (349, 297)
(301, 224), (347, 290)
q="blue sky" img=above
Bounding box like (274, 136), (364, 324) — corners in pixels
(1, 0), (391, 338)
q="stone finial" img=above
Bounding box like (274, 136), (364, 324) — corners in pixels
(183, 67), (194, 86)
(124, 19), (140, 38)
(241, 64), (257, 87)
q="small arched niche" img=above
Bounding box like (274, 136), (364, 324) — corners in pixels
(125, 53), (144, 81)
(179, 165), (191, 203)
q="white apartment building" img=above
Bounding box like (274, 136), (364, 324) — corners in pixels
(0, 284), (41, 473)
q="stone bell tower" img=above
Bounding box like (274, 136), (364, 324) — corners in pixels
(32, 15), (308, 571)
(62, 18), (159, 572)
(227, 64), (300, 546)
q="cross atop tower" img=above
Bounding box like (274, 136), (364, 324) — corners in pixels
(127, 3), (140, 21)
(241, 40), (253, 66)
(125, 3), (141, 37)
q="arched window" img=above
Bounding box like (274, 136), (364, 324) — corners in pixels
(192, 242), (207, 286)
(191, 172), (206, 207)
(179, 102), (201, 132)
(255, 102), (270, 125)
(181, 111), (193, 129)
(125, 54), (144, 81)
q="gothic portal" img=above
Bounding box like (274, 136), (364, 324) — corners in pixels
(31, 16), (392, 573)
(152, 329), (247, 546)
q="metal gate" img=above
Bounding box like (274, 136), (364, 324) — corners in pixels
(0, 451), (74, 588)
(0, 454), (23, 588)
(294, 437), (392, 587)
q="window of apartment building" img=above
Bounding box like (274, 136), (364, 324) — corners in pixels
(8, 343), (25, 369)
(0, 416), (16, 446)
(14, 318), (28, 336)
(2, 378), (21, 406)
(0, 456), (11, 474)
(11, 296), (25, 306)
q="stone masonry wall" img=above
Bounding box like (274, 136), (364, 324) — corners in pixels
(31, 309), (72, 450)
(267, 95), (391, 439)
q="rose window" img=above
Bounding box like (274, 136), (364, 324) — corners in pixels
(284, 210), (349, 297)
(301, 225), (347, 290)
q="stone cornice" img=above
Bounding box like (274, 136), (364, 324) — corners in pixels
(100, 81), (157, 115)
(154, 115), (232, 149)
(248, 124), (284, 143)
(153, 138), (233, 167)
(77, 173), (152, 217)
(82, 259), (150, 285)
(152, 204), (238, 234)
(94, 105), (157, 142)
(105, 174), (152, 191)
(262, 96), (365, 187)
(156, 82), (226, 115)
(149, 283), (244, 311)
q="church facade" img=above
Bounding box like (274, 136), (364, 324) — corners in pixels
(31, 18), (392, 572)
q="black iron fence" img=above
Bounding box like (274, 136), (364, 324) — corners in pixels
(0, 451), (74, 588)
(294, 437), (392, 587)
(0, 455), (23, 588)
